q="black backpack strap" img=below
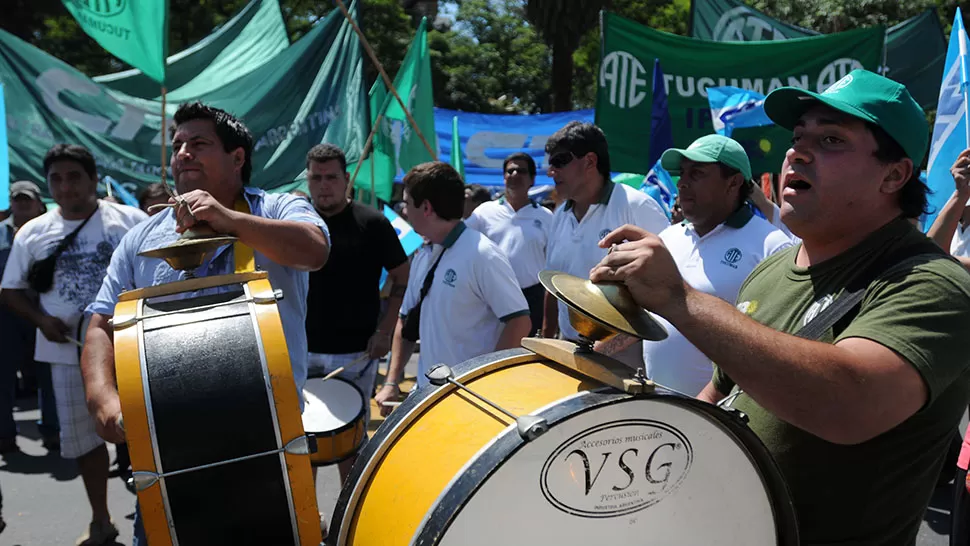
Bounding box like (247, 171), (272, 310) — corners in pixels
(794, 239), (947, 341)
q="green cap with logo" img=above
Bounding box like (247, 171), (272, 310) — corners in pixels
(764, 69), (928, 165)
(660, 134), (752, 180)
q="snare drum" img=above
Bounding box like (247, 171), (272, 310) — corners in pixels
(302, 377), (366, 466)
(113, 272), (321, 546)
(330, 348), (798, 546)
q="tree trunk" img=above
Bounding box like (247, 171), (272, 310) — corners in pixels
(551, 42), (573, 112)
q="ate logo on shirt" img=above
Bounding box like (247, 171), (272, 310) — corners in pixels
(599, 228), (612, 240)
(721, 248), (743, 269)
(443, 268), (458, 287)
(534, 219), (543, 229)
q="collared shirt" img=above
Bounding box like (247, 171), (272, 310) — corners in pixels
(546, 180), (669, 340)
(401, 222), (529, 388)
(950, 222), (970, 258)
(643, 206), (792, 394)
(465, 197), (553, 289)
(88, 187), (329, 396)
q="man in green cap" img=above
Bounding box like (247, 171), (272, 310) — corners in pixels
(589, 69), (970, 545)
(638, 134), (791, 396)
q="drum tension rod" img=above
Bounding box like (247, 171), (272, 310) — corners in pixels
(426, 364), (549, 441)
(127, 434), (315, 492)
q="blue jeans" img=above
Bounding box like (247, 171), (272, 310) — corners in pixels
(34, 361), (59, 439)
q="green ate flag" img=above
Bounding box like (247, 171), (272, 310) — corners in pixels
(62, 0), (170, 85)
(451, 116), (465, 179)
(596, 12), (884, 175)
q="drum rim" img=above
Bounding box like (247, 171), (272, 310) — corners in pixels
(329, 348), (537, 545)
(413, 389), (800, 546)
(302, 376), (367, 439)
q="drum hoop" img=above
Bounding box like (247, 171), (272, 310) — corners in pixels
(414, 390), (800, 546)
(330, 348), (539, 545)
(303, 376), (367, 439)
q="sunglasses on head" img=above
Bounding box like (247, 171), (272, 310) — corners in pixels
(548, 151), (577, 169)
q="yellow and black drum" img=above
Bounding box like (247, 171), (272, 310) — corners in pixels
(329, 347), (799, 545)
(113, 271), (321, 546)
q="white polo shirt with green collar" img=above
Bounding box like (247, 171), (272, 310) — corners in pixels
(465, 197), (553, 289)
(546, 180), (669, 341)
(401, 222), (529, 388)
(643, 206), (792, 394)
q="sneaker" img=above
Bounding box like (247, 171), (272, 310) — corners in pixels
(75, 519), (119, 546)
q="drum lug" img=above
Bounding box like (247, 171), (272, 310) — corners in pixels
(516, 415), (549, 440)
(110, 314), (138, 330)
(253, 288), (284, 304)
(722, 407), (749, 424)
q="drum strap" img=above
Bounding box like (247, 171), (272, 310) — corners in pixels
(232, 197), (256, 274)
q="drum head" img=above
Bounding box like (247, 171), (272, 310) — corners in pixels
(428, 395), (795, 545)
(302, 377), (365, 434)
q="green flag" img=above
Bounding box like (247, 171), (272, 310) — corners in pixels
(352, 80), (396, 201)
(62, 0), (170, 85)
(597, 12), (884, 174)
(451, 116), (464, 179)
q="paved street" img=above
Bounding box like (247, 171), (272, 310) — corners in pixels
(0, 352), (964, 545)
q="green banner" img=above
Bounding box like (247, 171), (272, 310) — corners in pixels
(596, 12), (883, 174)
(3, 1), (366, 197)
(62, 0), (169, 85)
(93, 0), (288, 100)
(689, 0), (946, 109)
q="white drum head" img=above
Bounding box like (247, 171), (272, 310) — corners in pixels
(302, 377), (365, 434)
(431, 397), (781, 546)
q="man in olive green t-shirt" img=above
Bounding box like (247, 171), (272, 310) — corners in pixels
(589, 69), (970, 545)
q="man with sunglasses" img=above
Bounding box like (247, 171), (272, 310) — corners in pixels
(541, 122), (668, 366)
(466, 153), (552, 335)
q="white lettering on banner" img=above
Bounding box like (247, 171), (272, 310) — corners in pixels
(465, 131), (528, 168)
(927, 60), (966, 172)
(648, 69), (855, 99)
(816, 58), (864, 92)
(37, 69), (112, 134)
(600, 51), (648, 109)
(713, 6), (787, 42)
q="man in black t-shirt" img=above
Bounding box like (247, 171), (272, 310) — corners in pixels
(304, 144), (410, 484)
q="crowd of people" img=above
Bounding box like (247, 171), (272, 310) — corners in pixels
(0, 67), (967, 546)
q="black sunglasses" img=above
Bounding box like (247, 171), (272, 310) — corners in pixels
(547, 151), (577, 169)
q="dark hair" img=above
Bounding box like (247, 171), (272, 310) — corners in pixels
(717, 164), (754, 205)
(867, 122), (927, 219)
(171, 102), (254, 184)
(403, 162), (465, 220)
(137, 183), (169, 210)
(306, 143), (347, 172)
(545, 121), (611, 180)
(43, 144), (97, 180)
(503, 152), (537, 179)
(466, 184), (492, 205)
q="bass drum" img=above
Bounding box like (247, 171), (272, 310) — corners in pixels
(330, 348), (798, 546)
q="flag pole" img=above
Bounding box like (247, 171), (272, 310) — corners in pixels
(160, 87), (174, 199)
(370, 143), (377, 209)
(333, 0), (437, 160)
(345, 113), (384, 199)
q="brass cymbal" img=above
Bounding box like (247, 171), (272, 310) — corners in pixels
(138, 235), (237, 271)
(549, 273), (667, 341)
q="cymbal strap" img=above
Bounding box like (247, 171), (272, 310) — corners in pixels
(233, 197), (256, 274)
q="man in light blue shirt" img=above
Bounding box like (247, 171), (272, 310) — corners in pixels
(80, 102), (329, 545)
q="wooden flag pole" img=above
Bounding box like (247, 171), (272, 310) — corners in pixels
(345, 113), (384, 200)
(334, 0), (437, 160)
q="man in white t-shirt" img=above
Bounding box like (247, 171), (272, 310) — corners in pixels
(466, 153), (553, 335)
(375, 162), (531, 415)
(0, 144), (146, 545)
(643, 135), (792, 395)
(928, 148), (970, 268)
(541, 121), (668, 367)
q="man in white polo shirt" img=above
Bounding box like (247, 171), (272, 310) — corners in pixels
(541, 121), (668, 366)
(376, 162), (532, 415)
(645, 134), (791, 394)
(466, 153), (553, 335)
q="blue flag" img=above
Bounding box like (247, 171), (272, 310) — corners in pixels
(640, 159), (678, 220)
(706, 86), (774, 137)
(0, 84), (7, 210)
(104, 176), (140, 209)
(649, 60), (674, 167)
(380, 204), (425, 289)
(923, 7), (970, 232)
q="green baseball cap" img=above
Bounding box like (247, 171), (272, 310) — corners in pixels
(660, 134), (752, 180)
(763, 69), (928, 165)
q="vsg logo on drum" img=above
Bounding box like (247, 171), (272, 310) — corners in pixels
(540, 419), (693, 518)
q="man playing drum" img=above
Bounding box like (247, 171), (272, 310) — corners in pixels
(80, 102), (330, 545)
(589, 69), (970, 545)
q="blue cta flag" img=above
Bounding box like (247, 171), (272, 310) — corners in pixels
(649, 60), (674, 167)
(923, 7), (970, 232)
(380, 204), (424, 289)
(104, 176), (140, 209)
(640, 160), (678, 220)
(707, 86), (774, 137)
(0, 84), (7, 210)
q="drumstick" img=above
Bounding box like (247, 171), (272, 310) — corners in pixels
(380, 401), (402, 407)
(318, 352), (371, 381)
(64, 336), (83, 348)
(321, 366), (345, 381)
